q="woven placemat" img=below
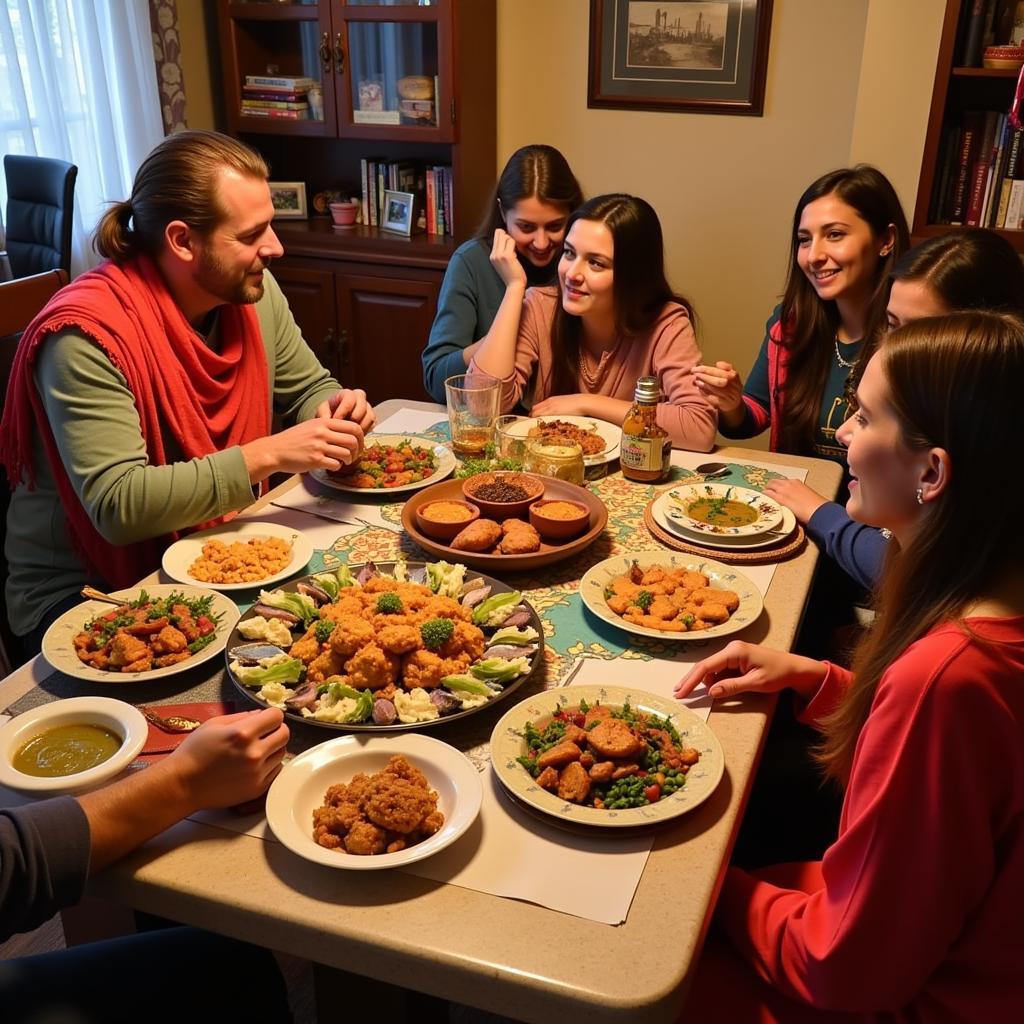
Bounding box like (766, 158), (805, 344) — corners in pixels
(643, 501), (806, 564)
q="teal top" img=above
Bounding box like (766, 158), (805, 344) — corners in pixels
(5, 271), (340, 635)
(421, 237), (556, 402)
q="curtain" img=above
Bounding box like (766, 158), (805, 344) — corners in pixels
(0, 0), (165, 276)
(149, 0), (187, 134)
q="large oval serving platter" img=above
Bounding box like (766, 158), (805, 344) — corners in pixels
(402, 477), (607, 572)
(42, 584), (239, 684)
(225, 561), (545, 732)
(579, 551), (763, 642)
(490, 685), (724, 830)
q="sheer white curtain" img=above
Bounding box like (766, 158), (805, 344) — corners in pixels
(0, 0), (164, 276)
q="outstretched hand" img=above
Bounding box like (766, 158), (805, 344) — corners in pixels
(690, 361), (745, 427)
(674, 640), (827, 702)
(763, 478), (829, 525)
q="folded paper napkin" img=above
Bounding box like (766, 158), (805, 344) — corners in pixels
(138, 701), (237, 760)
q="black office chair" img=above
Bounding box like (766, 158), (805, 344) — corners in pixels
(4, 154), (77, 279)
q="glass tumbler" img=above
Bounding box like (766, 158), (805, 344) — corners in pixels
(444, 371), (501, 457)
(495, 414), (531, 462)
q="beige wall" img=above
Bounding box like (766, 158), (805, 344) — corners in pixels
(497, 0), (945, 441)
(177, 0), (217, 131)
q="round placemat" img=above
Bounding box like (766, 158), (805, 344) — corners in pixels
(643, 501), (806, 564)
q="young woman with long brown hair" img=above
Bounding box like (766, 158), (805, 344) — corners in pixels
(676, 311), (1024, 1021)
(469, 193), (716, 450)
(692, 165), (909, 468)
(421, 144), (583, 402)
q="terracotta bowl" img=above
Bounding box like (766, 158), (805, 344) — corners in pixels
(462, 471), (545, 520)
(414, 499), (480, 541)
(329, 200), (359, 227)
(529, 498), (591, 541)
(983, 45), (1024, 69)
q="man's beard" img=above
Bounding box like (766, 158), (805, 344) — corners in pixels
(195, 249), (267, 306)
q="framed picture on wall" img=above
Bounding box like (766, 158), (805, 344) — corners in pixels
(588, 0), (773, 116)
(268, 181), (308, 219)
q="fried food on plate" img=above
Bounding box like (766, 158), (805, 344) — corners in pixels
(451, 518), (502, 552)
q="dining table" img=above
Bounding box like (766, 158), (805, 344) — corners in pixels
(0, 398), (842, 1023)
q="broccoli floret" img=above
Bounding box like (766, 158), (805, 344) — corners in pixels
(633, 590), (653, 611)
(420, 617), (454, 650)
(315, 619), (336, 644)
(376, 592), (404, 615)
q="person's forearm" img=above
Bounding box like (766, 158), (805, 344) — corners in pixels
(578, 395), (630, 425)
(76, 760), (199, 874)
(470, 281), (527, 381)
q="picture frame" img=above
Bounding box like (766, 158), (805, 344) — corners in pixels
(588, 0), (773, 116)
(268, 181), (307, 219)
(381, 189), (418, 235)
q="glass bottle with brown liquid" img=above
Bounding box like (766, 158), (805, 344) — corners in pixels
(620, 376), (671, 482)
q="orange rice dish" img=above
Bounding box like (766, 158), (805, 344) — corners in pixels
(188, 536), (293, 585)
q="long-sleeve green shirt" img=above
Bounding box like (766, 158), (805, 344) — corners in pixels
(5, 271), (339, 636)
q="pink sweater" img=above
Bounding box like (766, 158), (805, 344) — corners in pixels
(471, 286), (716, 451)
(717, 616), (1024, 1020)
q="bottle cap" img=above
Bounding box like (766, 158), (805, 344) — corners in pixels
(634, 375), (661, 403)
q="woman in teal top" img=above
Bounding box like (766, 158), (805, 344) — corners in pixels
(421, 144), (583, 402)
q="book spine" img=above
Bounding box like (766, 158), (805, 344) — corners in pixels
(953, 111), (983, 224)
(377, 164), (386, 224)
(967, 111), (998, 226)
(360, 158), (369, 227)
(961, 0), (990, 67)
(245, 75), (314, 89)
(444, 167), (454, 235)
(933, 123), (959, 223)
(1006, 178), (1024, 230)
(367, 160), (378, 227)
(995, 127), (1021, 227)
(242, 89), (308, 102)
(981, 114), (1006, 227)
(426, 170), (437, 235)
(241, 108), (310, 120)
(241, 100), (309, 110)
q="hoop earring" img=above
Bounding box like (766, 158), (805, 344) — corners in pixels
(916, 487), (924, 505)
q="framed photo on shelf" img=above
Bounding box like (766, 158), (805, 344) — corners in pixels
(381, 190), (418, 235)
(588, 0), (773, 116)
(268, 181), (307, 219)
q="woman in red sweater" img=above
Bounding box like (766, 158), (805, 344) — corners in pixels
(676, 310), (1024, 1022)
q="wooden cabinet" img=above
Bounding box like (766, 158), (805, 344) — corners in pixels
(217, 1), (495, 402)
(914, 0), (1024, 250)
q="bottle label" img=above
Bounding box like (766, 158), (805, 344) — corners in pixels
(620, 434), (670, 473)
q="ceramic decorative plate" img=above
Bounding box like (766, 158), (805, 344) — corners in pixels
(310, 434), (456, 494)
(502, 415), (620, 466)
(265, 733), (483, 870)
(161, 521), (314, 592)
(490, 685), (724, 830)
(225, 562), (545, 732)
(651, 491), (797, 549)
(666, 483), (783, 537)
(41, 584), (239, 683)
(579, 551), (763, 641)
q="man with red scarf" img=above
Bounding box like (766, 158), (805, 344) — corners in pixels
(2, 131), (374, 659)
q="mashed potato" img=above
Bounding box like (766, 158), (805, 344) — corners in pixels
(394, 688), (439, 723)
(236, 615), (294, 647)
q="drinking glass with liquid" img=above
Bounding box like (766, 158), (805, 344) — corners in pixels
(444, 371), (501, 456)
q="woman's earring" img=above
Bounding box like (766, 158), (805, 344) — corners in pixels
(916, 487), (924, 505)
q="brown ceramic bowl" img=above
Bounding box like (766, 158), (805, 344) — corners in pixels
(414, 499), (480, 541)
(529, 498), (590, 541)
(461, 471), (545, 520)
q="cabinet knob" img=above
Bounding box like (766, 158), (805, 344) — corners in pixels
(334, 34), (345, 74)
(319, 32), (332, 73)
(338, 327), (349, 368)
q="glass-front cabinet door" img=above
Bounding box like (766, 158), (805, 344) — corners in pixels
(327, 1), (453, 141)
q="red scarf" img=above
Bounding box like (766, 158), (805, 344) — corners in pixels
(0, 256), (270, 588)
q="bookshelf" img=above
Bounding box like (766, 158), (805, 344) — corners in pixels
(914, 0), (1024, 251)
(216, 0), (496, 402)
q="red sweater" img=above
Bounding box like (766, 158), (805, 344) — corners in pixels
(718, 616), (1024, 1020)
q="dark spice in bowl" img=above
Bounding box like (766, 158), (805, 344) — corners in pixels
(473, 480), (529, 502)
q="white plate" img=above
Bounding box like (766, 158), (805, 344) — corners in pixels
(665, 483), (783, 537)
(41, 584), (239, 683)
(652, 491), (797, 550)
(0, 696), (148, 795)
(265, 733), (483, 870)
(579, 551), (763, 641)
(490, 685), (724, 830)
(503, 415), (620, 466)
(161, 521), (313, 591)
(310, 434), (456, 494)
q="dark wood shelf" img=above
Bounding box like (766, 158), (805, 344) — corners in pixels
(951, 66), (1022, 77)
(274, 218), (458, 270)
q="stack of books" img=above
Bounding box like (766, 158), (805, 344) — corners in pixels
(241, 75), (315, 121)
(358, 159), (454, 235)
(931, 109), (1024, 230)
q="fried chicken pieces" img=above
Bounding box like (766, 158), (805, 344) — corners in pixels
(312, 756), (444, 855)
(450, 516), (541, 555)
(605, 564), (740, 633)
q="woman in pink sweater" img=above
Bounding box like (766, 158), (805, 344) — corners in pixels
(469, 193), (715, 451)
(675, 311), (1024, 1021)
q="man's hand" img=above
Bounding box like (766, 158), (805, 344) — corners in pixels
(242, 417), (365, 482)
(315, 388), (375, 432)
